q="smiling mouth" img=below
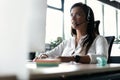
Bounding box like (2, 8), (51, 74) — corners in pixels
(72, 22), (79, 26)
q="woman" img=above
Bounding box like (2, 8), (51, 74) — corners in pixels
(34, 2), (108, 64)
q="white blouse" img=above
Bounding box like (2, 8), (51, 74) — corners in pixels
(43, 35), (108, 64)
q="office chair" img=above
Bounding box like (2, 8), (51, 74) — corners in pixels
(105, 36), (115, 63)
(94, 20), (100, 35)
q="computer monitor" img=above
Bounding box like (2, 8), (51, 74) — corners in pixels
(0, 0), (47, 79)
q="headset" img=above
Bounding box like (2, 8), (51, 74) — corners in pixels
(87, 7), (91, 21)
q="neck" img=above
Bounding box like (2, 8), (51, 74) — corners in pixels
(76, 23), (87, 37)
(76, 29), (87, 40)
(75, 24), (87, 43)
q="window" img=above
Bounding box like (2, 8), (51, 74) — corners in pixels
(46, 8), (63, 43)
(104, 5), (120, 56)
(47, 0), (62, 9)
(104, 5), (116, 37)
(118, 10), (120, 40)
(87, 0), (103, 35)
(45, 0), (63, 43)
(111, 10), (120, 56)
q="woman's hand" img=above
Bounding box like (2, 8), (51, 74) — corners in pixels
(57, 56), (74, 62)
(33, 54), (48, 62)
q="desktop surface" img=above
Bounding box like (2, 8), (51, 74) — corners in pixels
(27, 62), (120, 80)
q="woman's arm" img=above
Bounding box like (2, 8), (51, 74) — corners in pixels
(33, 40), (67, 61)
(58, 55), (90, 63)
(88, 36), (108, 64)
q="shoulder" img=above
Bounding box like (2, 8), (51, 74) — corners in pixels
(95, 35), (108, 44)
(95, 35), (106, 40)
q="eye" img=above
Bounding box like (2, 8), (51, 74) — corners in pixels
(70, 13), (73, 17)
(70, 13), (81, 18)
(76, 14), (81, 18)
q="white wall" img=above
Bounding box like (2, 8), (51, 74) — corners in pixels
(0, 0), (47, 79)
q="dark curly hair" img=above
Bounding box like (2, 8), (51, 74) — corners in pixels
(70, 2), (96, 54)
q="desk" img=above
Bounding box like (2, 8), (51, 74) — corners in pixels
(0, 75), (17, 80)
(27, 62), (120, 80)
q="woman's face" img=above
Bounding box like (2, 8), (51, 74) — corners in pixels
(70, 7), (87, 29)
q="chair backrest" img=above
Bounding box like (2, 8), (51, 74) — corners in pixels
(94, 20), (100, 35)
(105, 36), (115, 63)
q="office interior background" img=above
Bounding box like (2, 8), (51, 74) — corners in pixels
(46, 0), (120, 56)
(0, 0), (120, 79)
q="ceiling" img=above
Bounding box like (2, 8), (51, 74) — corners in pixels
(98, 0), (120, 9)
